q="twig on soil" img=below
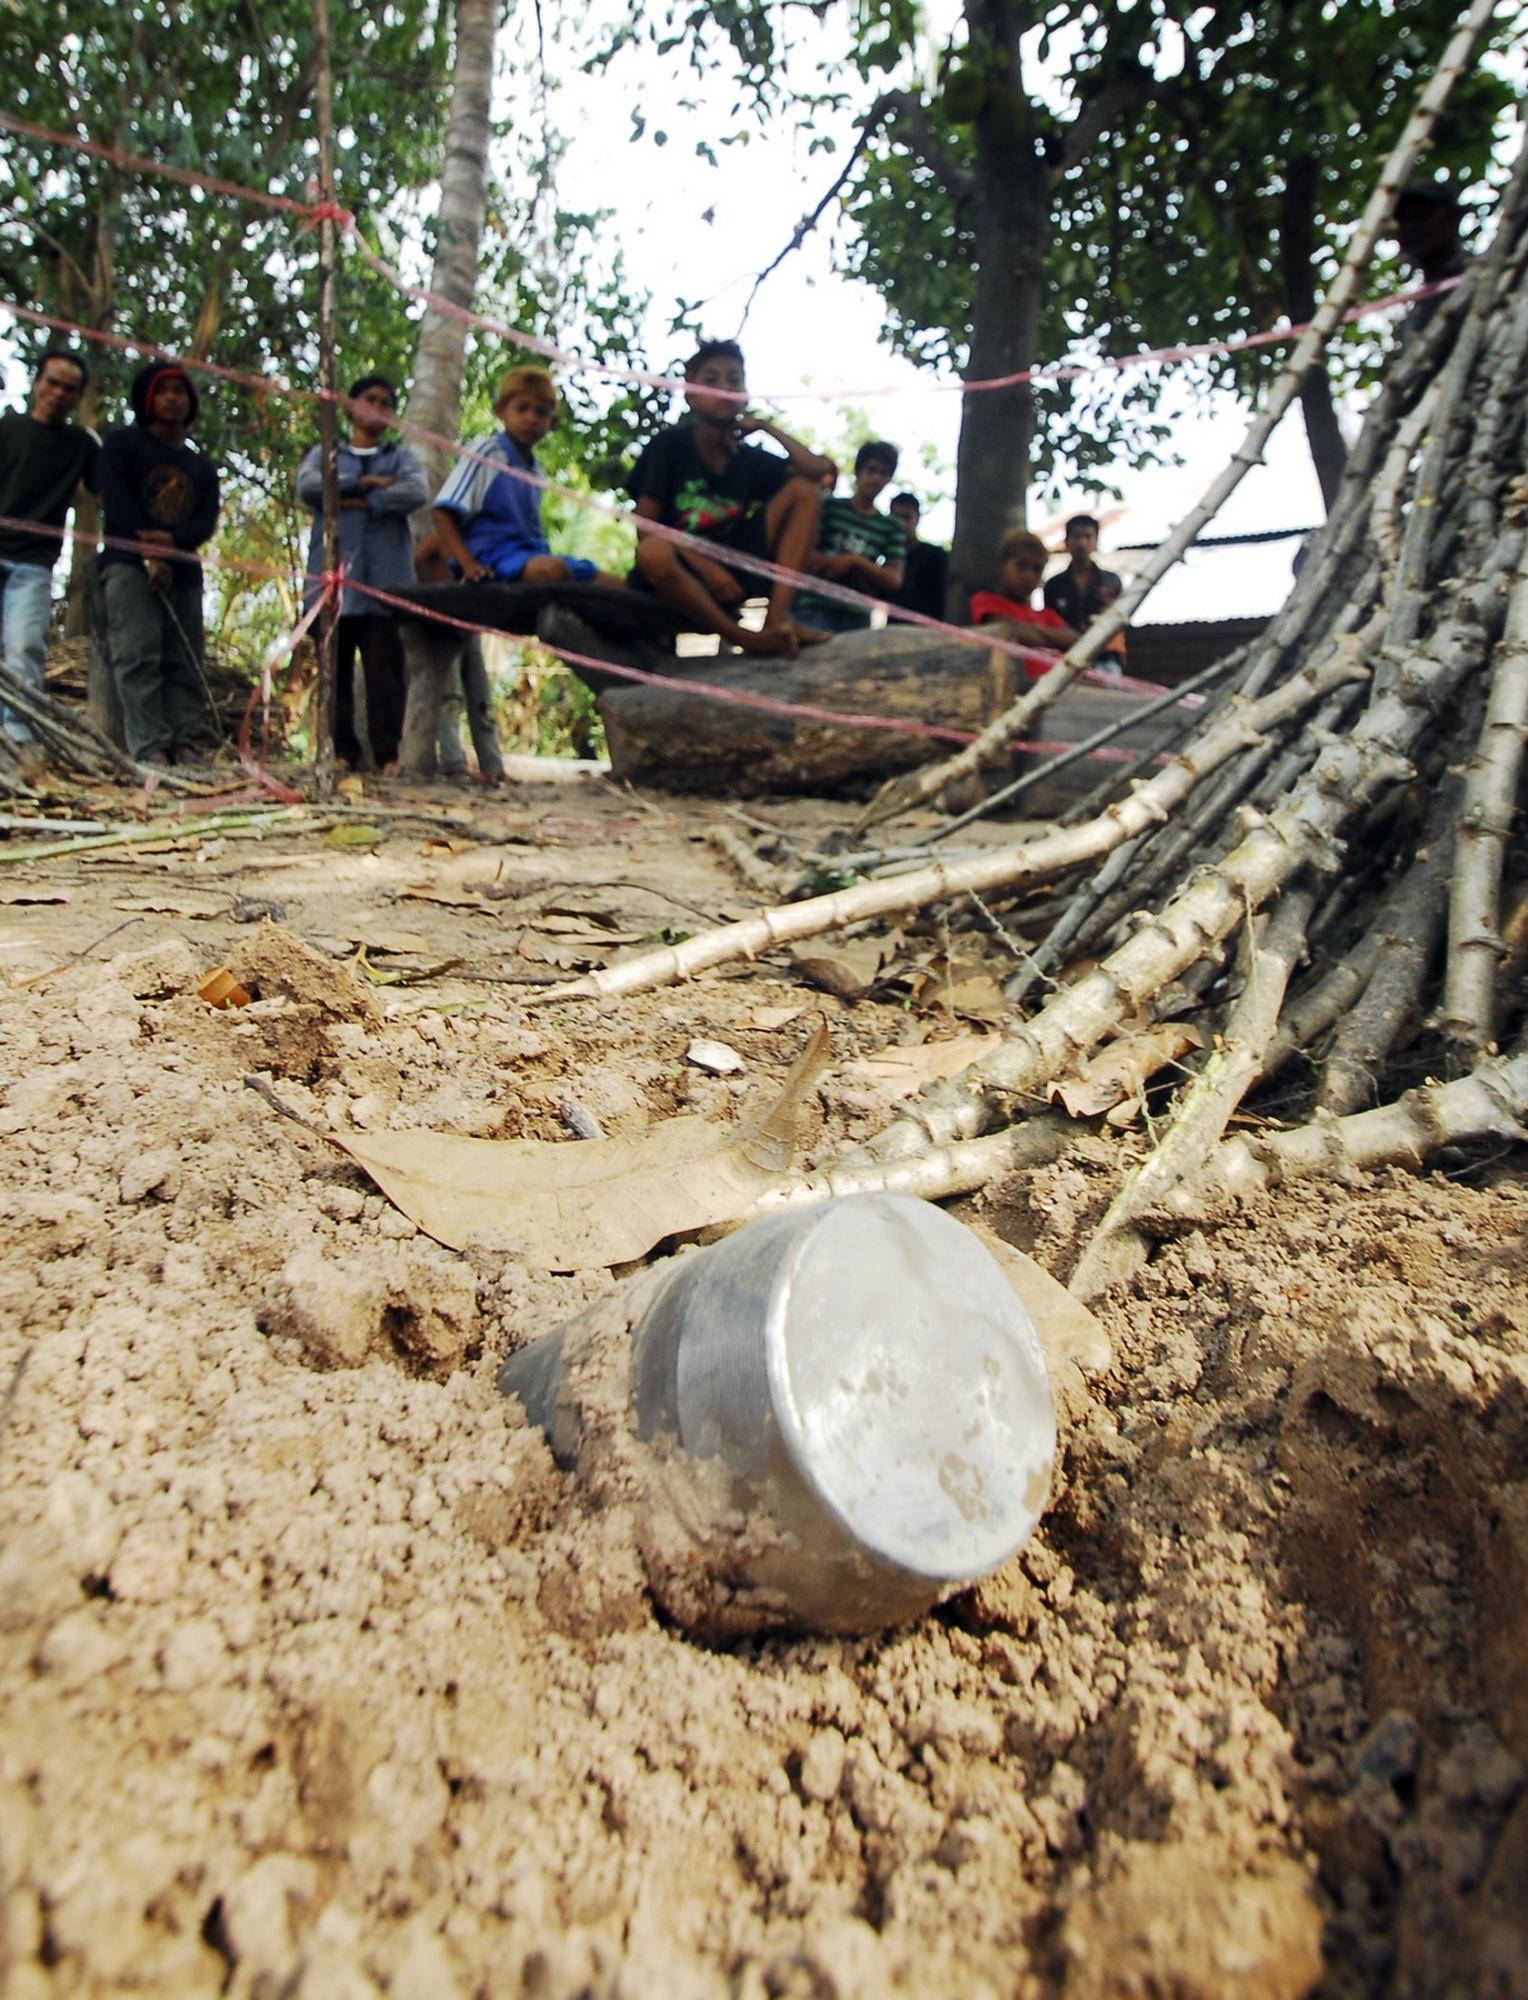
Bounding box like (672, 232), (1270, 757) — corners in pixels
(1068, 883), (1318, 1299)
(532, 651), (1361, 1006)
(1185, 1039), (1528, 1205)
(1437, 489), (1528, 1063)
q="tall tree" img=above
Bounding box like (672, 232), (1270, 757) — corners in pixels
(597, 0), (1518, 610)
(405, 0), (499, 497)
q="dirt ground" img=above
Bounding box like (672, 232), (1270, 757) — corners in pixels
(1, 771), (1524, 1999)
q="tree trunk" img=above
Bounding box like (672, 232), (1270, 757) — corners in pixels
(1282, 152), (1348, 514)
(398, 0), (497, 775)
(545, 610), (1182, 803)
(947, 0), (1047, 620)
(404, 0), (496, 496)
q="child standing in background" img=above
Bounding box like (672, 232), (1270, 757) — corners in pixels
(431, 366), (620, 587)
(298, 373), (428, 768)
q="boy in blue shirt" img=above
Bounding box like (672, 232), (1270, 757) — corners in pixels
(431, 366), (620, 587)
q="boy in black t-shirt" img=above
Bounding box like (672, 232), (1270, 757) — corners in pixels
(628, 339), (835, 658)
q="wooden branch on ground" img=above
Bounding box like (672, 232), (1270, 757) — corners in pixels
(1184, 1040), (1528, 1205)
(738, 1116), (1074, 1221)
(1067, 883), (1318, 1300)
(534, 649), (1361, 1004)
(1437, 487), (1528, 1062)
(855, 581), (1507, 1166)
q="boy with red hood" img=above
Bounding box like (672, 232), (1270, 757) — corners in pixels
(98, 362), (221, 767)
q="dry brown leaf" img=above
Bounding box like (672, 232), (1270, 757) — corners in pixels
(844, 1032), (997, 1099)
(0, 885), (71, 905)
(905, 952), (1010, 1025)
(353, 927), (433, 956)
(791, 936), (891, 1001)
(327, 1018), (829, 1269)
(973, 1227), (1113, 1377)
(514, 931), (607, 970)
(737, 1004), (806, 1030)
(1049, 1023), (1204, 1124)
(398, 881), (496, 911)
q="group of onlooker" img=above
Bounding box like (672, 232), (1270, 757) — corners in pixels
(0, 335), (1127, 779)
(1, 353), (220, 774)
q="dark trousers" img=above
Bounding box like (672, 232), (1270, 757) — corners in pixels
(101, 563), (211, 763)
(334, 615), (406, 769)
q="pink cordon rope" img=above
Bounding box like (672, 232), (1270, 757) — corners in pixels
(0, 497), (1157, 766)
(0, 109), (321, 216)
(345, 577), (1157, 764)
(0, 105), (1452, 407)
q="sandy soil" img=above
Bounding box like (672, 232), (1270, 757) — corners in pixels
(1, 775), (1524, 1998)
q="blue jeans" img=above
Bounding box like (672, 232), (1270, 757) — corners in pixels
(0, 560), (54, 746)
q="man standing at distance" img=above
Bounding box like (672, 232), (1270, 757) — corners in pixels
(0, 349), (98, 774)
(98, 364), (220, 768)
(1043, 512), (1127, 667)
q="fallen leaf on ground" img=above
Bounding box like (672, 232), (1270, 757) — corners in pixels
(790, 936), (892, 1001)
(904, 952), (1010, 1025)
(686, 1038), (744, 1074)
(321, 823), (383, 848)
(323, 1018), (829, 1268)
(0, 885), (71, 904)
(353, 927), (433, 956)
(737, 1004), (805, 1030)
(974, 1226), (1113, 1377)
(844, 1032), (997, 1098)
(514, 931), (607, 970)
(1049, 1023), (1204, 1124)
(399, 881), (497, 910)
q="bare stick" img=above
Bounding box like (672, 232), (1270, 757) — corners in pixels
(1067, 883), (1318, 1300)
(533, 649), (1362, 1005)
(853, 0), (1500, 829)
(1193, 1040), (1528, 1205)
(857, 584), (1505, 1166)
(738, 1115), (1074, 1219)
(1437, 485), (1528, 1060)
(1315, 798), (1459, 1115)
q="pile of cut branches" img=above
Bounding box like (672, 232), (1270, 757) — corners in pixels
(545, 80), (1528, 1298)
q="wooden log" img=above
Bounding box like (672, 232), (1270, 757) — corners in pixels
(541, 610), (1187, 808)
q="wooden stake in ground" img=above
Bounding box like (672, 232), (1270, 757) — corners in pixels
(311, 0), (340, 803)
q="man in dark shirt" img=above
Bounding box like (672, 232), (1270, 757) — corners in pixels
(1394, 182), (1467, 339)
(628, 338), (835, 658)
(0, 349), (98, 762)
(99, 363), (220, 766)
(1042, 514), (1124, 631)
(888, 491), (949, 623)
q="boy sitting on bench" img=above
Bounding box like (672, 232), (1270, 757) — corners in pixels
(431, 365), (620, 587)
(627, 338), (835, 659)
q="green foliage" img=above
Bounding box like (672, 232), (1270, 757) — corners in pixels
(489, 643), (608, 759)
